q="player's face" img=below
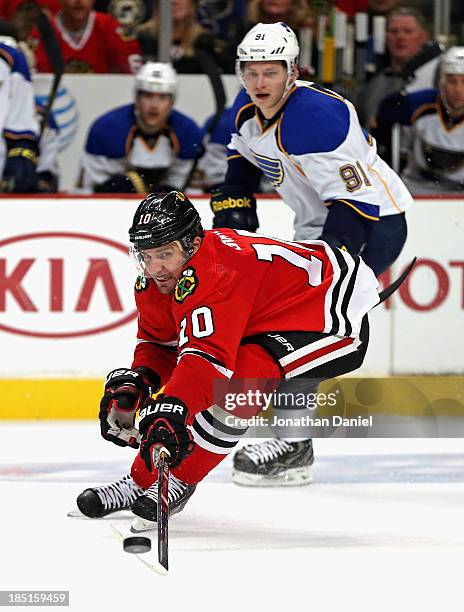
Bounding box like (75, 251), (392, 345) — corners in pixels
(138, 239), (200, 294)
(442, 74), (464, 115)
(60, 0), (94, 19)
(136, 92), (173, 130)
(242, 61), (292, 118)
(386, 16), (428, 66)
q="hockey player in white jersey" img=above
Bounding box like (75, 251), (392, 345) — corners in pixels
(0, 37), (40, 193)
(79, 62), (202, 193)
(209, 22), (414, 486)
(374, 46), (464, 194)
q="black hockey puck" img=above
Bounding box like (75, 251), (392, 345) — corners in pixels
(123, 536), (151, 554)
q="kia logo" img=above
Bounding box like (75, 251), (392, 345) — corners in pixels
(0, 232), (137, 338)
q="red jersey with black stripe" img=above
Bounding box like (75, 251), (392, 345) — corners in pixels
(132, 229), (379, 420)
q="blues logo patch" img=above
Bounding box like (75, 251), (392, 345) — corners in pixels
(135, 276), (149, 292)
(253, 152), (284, 186)
(174, 267), (198, 303)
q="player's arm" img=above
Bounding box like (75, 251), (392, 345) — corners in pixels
(138, 276), (254, 469)
(163, 112), (203, 189)
(210, 152), (262, 231)
(210, 91), (262, 231)
(99, 281), (177, 448)
(1, 45), (40, 193)
(288, 95), (381, 255)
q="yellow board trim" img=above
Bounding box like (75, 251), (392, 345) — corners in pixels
(0, 380), (103, 420)
(0, 377), (463, 419)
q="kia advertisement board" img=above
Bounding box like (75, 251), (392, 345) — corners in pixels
(0, 197), (462, 382)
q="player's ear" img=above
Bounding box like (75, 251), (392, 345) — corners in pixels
(293, 64), (299, 80)
(192, 236), (202, 254)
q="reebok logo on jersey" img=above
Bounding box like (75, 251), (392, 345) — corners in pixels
(134, 276), (149, 292)
(174, 267), (198, 303)
(211, 196), (252, 213)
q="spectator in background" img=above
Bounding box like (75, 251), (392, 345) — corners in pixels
(79, 62), (202, 193)
(367, 0), (397, 16)
(247, 0), (314, 33)
(137, 0), (233, 73)
(0, 36), (40, 193)
(374, 47), (464, 194)
(28, 0), (141, 73)
(356, 7), (440, 128)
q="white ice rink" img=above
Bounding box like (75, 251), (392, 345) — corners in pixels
(1, 422), (463, 612)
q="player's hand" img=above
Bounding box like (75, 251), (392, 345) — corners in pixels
(2, 148), (38, 193)
(138, 395), (194, 470)
(99, 367), (159, 448)
(210, 186), (258, 232)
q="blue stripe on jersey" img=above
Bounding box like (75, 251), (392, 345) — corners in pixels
(326, 198), (380, 221)
(253, 152), (284, 185)
(168, 109), (202, 159)
(86, 104), (136, 158)
(280, 85), (350, 155)
(0, 43), (32, 81)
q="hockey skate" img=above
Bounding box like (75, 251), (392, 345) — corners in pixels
(233, 439), (314, 486)
(76, 474), (144, 518)
(130, 474), (196, 533)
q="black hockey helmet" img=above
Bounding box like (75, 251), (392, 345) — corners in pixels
(129, 191), (203, 255)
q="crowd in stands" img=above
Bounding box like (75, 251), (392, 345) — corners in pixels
(0, 0), (462, 195)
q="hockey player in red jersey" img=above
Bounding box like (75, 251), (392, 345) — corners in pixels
(76, 191), (380, 529)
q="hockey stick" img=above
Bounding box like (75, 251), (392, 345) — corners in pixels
(34, 9), (65, 141)
(153, 445), (171, 573)
(181, 49), (226, 191)
(378, 257), (416, 304)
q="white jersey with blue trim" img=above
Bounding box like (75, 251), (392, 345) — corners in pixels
(229, 81), (413, 240)
(402, 90), (464, 187)
(0, 42), (39, 174)
(80, 103), (202, 190)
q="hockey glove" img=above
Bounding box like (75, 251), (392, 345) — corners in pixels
(210, 186), (258, 232)
(2, 147), (38, 193)
(99, 367), (160, 448)
(139, 395), (194, 470)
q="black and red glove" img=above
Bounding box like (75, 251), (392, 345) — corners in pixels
(99, 367), (160, 448)
(138, 395), (195, 470)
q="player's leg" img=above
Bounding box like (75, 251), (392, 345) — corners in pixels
(130, 343), (281, 529)
(361, 212), (407, 276)
(232, 318), (370, 486)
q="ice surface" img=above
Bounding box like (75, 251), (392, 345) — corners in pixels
(0, 422), (463, 612)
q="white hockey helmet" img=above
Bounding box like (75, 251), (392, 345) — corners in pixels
(440, 47), (464, 77)
(236, 22), (299, 90)
(134, 62), (178, 98)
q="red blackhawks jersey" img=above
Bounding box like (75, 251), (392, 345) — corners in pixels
(30, 11), (140, 74)
(132, 229), (379, 421)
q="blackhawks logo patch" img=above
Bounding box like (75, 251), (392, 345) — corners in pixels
(174, 267), (198, 303)
(134, 276), (149, 292)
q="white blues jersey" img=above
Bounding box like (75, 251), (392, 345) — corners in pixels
(0, 42), (39, 174)
(80, 103), (202, 190)
(229, 81), (413, 240)
(400, 89), (464, 189)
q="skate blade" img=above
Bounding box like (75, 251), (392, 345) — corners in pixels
(232, 467), (313, 487)
(67, 508), (85, 518)
(130, 516), (157, 533)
